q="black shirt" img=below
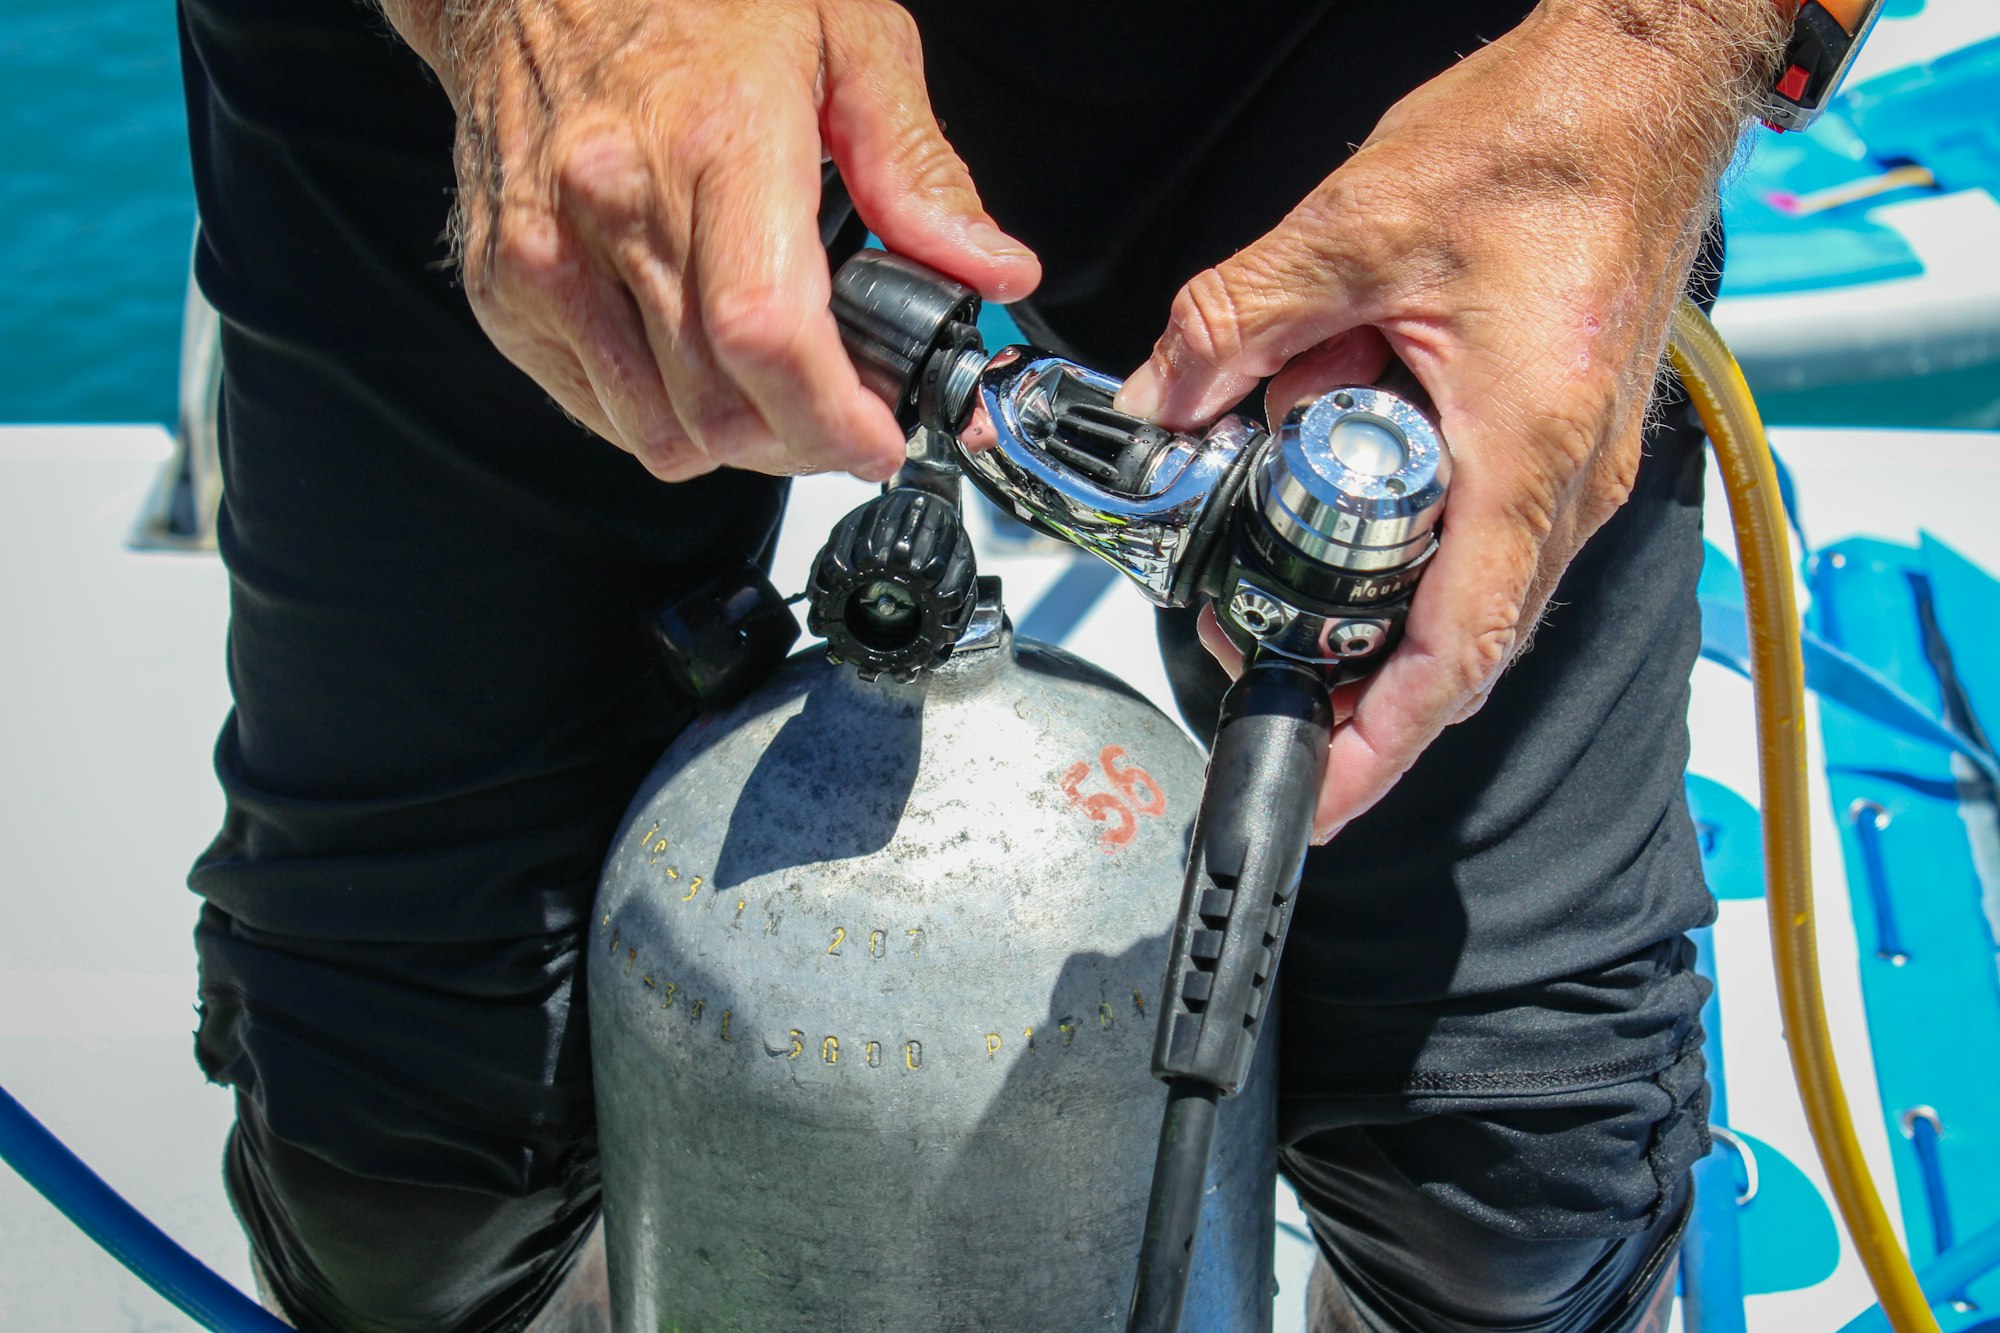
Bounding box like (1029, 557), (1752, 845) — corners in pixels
(906, 0), (1539, 369)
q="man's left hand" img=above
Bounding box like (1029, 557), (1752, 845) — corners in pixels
(1114, 0), (1783, 842)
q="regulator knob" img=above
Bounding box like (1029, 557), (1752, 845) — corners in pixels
(807, 489), (978, 682)
(1256, 384), (1449, 578)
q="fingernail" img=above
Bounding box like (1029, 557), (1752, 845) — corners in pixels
(1310, 820), (1347, 847)
(965, 220), (1035, 260)
(1113, 365), (1164, 421)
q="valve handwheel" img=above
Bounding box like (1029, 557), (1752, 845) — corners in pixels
(807, 488), (979, 683)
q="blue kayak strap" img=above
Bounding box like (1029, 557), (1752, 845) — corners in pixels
(1699, 593), (2000, 787)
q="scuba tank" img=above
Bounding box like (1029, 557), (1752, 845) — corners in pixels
(591, 248), (1448, 1331)
(588, 492), (1278, 1331)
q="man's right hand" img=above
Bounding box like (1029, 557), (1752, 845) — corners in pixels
(381, 0), (1041, 483)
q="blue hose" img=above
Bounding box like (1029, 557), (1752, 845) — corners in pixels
(0, 1082), (290, 1332)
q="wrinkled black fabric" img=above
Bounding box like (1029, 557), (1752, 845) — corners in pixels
(180, 0), (1713, 1328)
(225, 1096), (599, 1333)
(1290, 1142), (1692, 1333)
(914, 0), (1540, 375)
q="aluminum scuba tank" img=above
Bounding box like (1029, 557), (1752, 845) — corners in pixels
(588, 490), (1277, 1332)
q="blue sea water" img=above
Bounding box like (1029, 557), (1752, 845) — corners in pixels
(1, 0), (194, 427)
(2, 0), (1993, 432)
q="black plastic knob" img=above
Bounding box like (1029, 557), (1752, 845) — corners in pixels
(807, 489), (978, 682)
(645, 561), (801, 710)
(831, 251), (982, 433)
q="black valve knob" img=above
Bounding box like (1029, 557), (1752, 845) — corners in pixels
(807, 489), (978, 683)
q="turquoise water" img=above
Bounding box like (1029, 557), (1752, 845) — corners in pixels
(3, 1), (1994, 431)
(1, 0), (194, 427)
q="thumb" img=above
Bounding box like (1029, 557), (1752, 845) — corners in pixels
(820, 8), (1040, 303)
(1261, 327), (1394, 426)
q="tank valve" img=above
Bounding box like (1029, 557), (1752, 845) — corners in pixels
(807, 488), (979, 683)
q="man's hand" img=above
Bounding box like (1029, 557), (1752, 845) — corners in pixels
(381, 0), (1041, 483)
(1113, 0), (1784, 842)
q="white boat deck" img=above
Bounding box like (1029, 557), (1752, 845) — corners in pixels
(3, 422), (1998, 1330)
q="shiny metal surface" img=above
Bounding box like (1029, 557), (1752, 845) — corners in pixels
(892, 427), (964, 506)
(1260, 387), (1447, 572)
(931, 344), (990, 434)
(130, 265), (222, 552)
(956, 577), (1006, 655)
(590, 628), (1277, 1332)
(1328, 621), (1386, 656)
(1226, 588), (1292, 639)
(1220, 569), (1396, 668)
(964, 349), (1261, 606)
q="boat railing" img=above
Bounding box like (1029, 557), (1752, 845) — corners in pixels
(128, 252), (221, 552)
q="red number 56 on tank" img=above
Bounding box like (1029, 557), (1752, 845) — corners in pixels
(1060, 745), (1167, 853)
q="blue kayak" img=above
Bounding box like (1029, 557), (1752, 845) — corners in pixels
(1715, 2), (2000, 429)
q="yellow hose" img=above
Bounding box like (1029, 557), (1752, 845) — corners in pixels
(1666, 300), (1940, 1333)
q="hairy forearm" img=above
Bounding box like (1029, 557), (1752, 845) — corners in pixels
(1560, 0), (1792, 95)
(1526, 0), (1791, 177)
(377, 0), (487, 103)
(377, 0), (450, 68)
(1333, 0), (1790, 283)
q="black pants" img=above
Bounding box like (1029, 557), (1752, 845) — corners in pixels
(180, 0), (1713, 1329)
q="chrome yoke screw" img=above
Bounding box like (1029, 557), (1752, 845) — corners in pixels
(1228, 589), (1291, 639)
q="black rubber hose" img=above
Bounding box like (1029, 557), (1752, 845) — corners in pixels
(1150, 663), (1334, 1093)
(1129, 662), (1333, 1333)
(1126, 1080), (1222, 1333)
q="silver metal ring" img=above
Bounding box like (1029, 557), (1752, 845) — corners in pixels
(1708, 1124), (1760, 1207)
(1259, 385), (1449, 570)
(1900, 1105), (1943, 1138)
(1847, 798), (1890, 831)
